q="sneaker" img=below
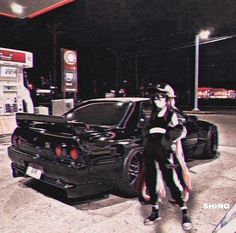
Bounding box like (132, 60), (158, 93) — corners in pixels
(144, 209), (161, 226)
(182, 214), (192, 231)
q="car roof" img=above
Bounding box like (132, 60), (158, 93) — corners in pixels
(85, 97), (150, 103)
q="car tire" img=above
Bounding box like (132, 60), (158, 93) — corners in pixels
(115, 147), (143, 197)
(204, 128), (218, 159)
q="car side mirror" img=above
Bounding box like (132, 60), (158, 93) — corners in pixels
(139, 118), (146, 127)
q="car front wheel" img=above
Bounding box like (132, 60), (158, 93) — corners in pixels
(115, 147), (143, 197)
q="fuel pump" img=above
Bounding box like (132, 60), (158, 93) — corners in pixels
(0, 47), (34, 134)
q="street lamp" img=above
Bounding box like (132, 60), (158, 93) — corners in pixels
(193, 30), (211, 111)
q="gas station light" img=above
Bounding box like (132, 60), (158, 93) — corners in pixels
(199, 30), (211, 40)
(193, 29), (211, 111)
(10, 3), (24, 15)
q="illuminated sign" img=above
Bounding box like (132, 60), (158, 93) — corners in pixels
(0, 49), (25, 63)
(0, 66), (17, 78)
(64, 50), (77, 66)
(0, 48), (33, 68)
(61, 49), (78, 93)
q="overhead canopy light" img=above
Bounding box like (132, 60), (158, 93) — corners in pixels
(10, 3), (24, 16)
(0, 0), (75, 19)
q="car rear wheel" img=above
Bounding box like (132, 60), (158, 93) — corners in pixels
(115, 148), (143, 197)
(204, 128), (218, 159)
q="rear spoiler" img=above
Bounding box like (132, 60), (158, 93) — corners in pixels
(16, 113), (66, 126)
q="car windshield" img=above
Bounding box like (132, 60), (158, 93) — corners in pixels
(65, 101), (130, 126)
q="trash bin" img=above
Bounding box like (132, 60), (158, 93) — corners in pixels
(34, 106), (49, 115)
(51, 99), (74, 116)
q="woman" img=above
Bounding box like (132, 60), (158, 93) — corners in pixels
(140, 83), (192, 231)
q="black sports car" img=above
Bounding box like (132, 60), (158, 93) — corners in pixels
(8, 97), (218, 198)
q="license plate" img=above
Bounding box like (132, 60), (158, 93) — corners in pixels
(26, 164), (43, 180)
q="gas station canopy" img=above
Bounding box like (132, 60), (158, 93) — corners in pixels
(0, 0), (75, 19)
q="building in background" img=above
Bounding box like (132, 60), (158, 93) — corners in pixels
(198, 87), (236, 99)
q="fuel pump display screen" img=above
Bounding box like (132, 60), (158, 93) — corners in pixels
(0, 66), (17, 78)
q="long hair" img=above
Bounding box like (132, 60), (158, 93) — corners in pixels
(150, 96), (176, 120)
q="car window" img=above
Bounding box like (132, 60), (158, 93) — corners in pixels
(65, 101), (130, 126)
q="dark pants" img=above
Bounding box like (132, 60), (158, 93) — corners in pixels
(144, 135), (185, 207)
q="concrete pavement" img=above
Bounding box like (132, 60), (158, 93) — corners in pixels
(0, 143), (236, 233)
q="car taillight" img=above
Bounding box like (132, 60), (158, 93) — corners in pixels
(12, 135), (17, 146)
(70, 148), (79, 160)
(55, 146), (62, 157)
(12, 135), (22, 146)
(17, 137), (22, 146)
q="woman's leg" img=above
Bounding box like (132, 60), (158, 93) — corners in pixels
(143, 141), (161, 225)
(159, 153), (192, 230)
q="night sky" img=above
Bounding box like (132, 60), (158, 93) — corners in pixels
(0, 0), (236, 104)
